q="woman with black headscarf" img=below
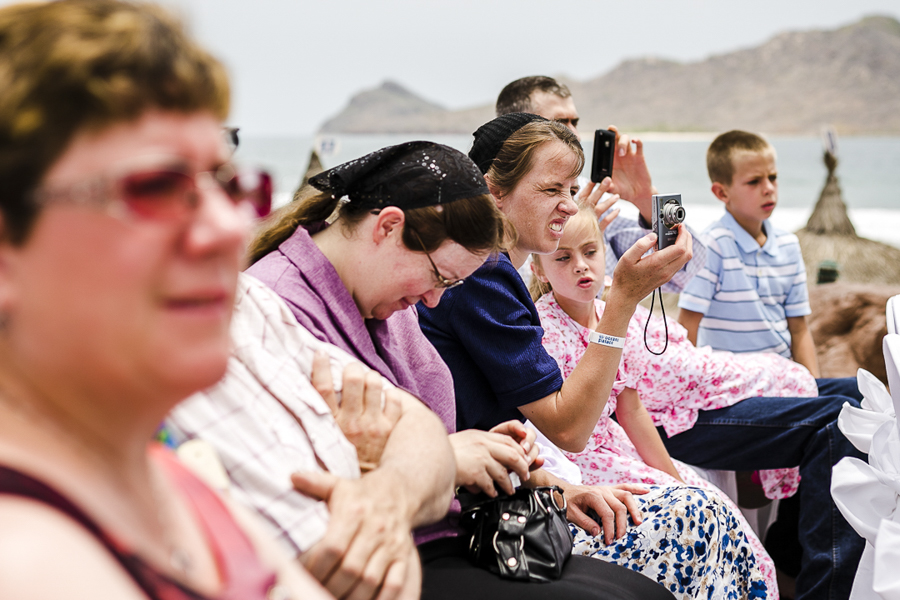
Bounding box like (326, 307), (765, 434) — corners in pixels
(189, 141), (676, 600)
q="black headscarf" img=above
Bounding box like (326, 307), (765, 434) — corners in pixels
(468, 112), (549, 174)
(309, 141), (488, 210)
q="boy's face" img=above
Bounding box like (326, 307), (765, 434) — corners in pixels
(712, 149), (778, 232)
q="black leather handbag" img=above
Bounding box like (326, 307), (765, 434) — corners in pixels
(458, 486), (574, 582)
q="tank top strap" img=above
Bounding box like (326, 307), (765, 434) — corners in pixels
(0, 461), (207, 600)
(151, 445), (278, 600)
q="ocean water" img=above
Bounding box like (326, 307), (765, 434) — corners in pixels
(235, 134), (900, 248)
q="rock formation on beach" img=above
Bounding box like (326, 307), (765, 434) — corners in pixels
(320, 15), (900, 136)
(809, 283), (899, 384)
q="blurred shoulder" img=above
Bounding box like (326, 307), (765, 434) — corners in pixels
(0, 496), (146, 600)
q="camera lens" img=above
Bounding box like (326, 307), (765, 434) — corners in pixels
(660, 202), (686, 228)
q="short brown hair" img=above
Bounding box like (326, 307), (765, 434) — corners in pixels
(495, 76), (572, 117)
(707, 130), (774, 186)
(0, 0), (230, 244)
(485, 120), (584, 199)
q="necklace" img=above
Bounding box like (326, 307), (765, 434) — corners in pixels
(148, 464), (194, 579)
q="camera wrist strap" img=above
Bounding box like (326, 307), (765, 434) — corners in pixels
(643, 287), (669, 356)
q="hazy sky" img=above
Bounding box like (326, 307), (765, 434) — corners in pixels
(8, 0), (900, 135)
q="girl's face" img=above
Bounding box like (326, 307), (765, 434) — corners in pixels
(538, 216), (606, 305)
(495, 140), (580, 257)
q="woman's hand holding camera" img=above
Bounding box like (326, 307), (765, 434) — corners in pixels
(609, 225), (693, 309)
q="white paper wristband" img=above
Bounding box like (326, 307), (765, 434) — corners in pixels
(588, 331), (626, 349)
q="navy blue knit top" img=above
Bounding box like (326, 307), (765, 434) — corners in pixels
(418, 253), (564, 432)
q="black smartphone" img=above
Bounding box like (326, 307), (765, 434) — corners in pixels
(590, 129), (616, 183)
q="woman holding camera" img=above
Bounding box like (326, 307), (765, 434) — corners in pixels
(418, 113), (691, 453)
(418, 114), (773, 598)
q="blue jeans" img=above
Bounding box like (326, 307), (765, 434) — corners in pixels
(657, 378), (866, 600)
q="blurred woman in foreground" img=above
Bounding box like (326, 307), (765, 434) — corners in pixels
(0, 1), (327, 598)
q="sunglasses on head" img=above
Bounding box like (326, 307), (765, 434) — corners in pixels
(33, 161), (273, 222)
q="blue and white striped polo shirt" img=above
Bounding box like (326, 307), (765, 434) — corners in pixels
(677, 211), (810, 357)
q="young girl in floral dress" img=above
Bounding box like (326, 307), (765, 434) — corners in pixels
(529, 205), (818, 598)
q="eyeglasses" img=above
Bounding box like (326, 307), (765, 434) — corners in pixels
(223, 127), (240, 155)
(32, 161), (272, 222)
(410, 229), (465, 289)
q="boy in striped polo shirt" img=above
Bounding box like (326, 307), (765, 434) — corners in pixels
(678, 130), (820, 377)
(666, 132), (867, 599)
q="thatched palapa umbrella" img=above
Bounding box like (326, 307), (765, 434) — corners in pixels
(299, 148), (324, 190)
(795, 149), (900, 285)
(800, 138), (900, 383)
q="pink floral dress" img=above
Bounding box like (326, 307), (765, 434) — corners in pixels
(536, 294), (818, 500)
(535, 294), (823, 597)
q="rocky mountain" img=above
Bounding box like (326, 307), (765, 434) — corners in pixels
(319, 16), (900, 135)
(319, 81), (494, 134)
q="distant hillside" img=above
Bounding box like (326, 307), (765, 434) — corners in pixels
(319, 15), (900, 135)
(319, 81), (494, 134)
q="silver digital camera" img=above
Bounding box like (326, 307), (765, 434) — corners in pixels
(651, 193), (686, 250)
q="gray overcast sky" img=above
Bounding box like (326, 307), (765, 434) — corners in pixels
(8, 0), (900, 135)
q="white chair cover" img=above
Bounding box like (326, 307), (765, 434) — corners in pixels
(838, 369), (895, 454)
(832, 355), (900, 598)
(873, 519), (900, 599)
(887, 335), (900, 427)
(886, 295), (900, 335)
